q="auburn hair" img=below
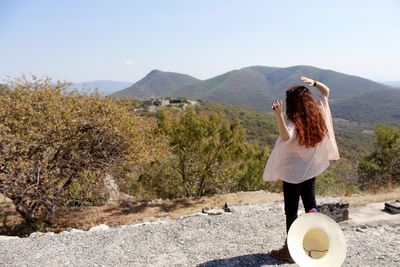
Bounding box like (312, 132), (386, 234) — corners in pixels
(285, 85), (328, 148)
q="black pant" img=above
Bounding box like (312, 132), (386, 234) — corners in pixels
(283, 177), (317, 233)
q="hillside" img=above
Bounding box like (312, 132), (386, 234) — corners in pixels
(196, 101), (374, 160)
(172, 65), (390, 111)
(384, 81), (400, 88)
(331, 89), (400, 125)
(114, 65), (399, 124)
(112, 70), (200, 99)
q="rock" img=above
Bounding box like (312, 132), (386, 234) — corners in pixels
(317, 199), (350, 222)
(223, 202), (232, 212)
(148, 198), (163, 205)
(59, 230), (70, 235)
(179, 212), (208, 219)
(118, 193), (137, 203)
(69, 229), (85, 234)
(0, 193), (13, 203)
(88, 224), (110, 232)
(223, 202), (241, 212)
(29, 232), (46, 238)
(384, 200), (400, 214)
(0, 235), (20, 241)
(104, 173), (120, 205)
(202, 207), (224, 215)
(356, 227), (365, 233)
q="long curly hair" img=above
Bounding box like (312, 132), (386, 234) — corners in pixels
(285, 85), (328, 148)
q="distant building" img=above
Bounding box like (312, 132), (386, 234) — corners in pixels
(144, 97), (198, 112)
(148, 105), (157, 112)
(161, 99), (169, 106)
(169, 98), (183, 104)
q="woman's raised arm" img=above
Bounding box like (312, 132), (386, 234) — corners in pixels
(272, 99), (290, 141)
(300, 75), (330, 98)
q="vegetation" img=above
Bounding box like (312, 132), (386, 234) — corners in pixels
(0, 76), (162, 230)
(130, 107), (273, 199)
(196, 101), (375, 196)
(112, 65), (400, 125)
(1, 75), (398, 232)
(331, 89), (400, 125)
(197, 101), (278, 147)
(358, 124), (400, 191)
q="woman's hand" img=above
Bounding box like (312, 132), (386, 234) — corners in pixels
(300, 75), (315, 86)
(300, 75), (330, 97)
(271, 99), (290, 141)
(271, 99), (283, 117)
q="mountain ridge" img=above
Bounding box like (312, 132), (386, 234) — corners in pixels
(112, 70), (200, 99)
(113, 65), (400, 124)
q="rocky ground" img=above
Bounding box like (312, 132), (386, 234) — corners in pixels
(0, 198), (399, 267)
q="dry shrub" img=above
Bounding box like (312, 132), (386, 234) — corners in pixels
(0, 76), (161, 230)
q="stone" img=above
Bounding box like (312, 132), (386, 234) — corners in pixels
(29, 232), (46, 238)
(104, 173), (120, 205)
(223, 202), (241, 212)
(0, 235), (20, 241)
(384, 200), (400, 214)
(317, 199), (350, 222)
(356, 227), (365, 233)
(69, 229), (85, 234)
(179, 212), (208, 219)
(59, 230), (70, 235)
(223, 202), (232, 212)
(202, 207), (224, 215)
(88, 224), (110, 232)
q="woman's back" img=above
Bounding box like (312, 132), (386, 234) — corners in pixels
(263, 94), (339, 184)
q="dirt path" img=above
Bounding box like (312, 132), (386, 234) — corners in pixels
(2, 189), (400, 234)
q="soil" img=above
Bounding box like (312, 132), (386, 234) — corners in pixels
(1, 188), (400, 236)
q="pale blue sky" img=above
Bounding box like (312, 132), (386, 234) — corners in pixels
(1, 0), (399, 83)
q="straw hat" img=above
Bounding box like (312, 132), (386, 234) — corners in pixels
(287, 213), (347, 267)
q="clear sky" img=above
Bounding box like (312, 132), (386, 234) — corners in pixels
(1, 0), (399, 83)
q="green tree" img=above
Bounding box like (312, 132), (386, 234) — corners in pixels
(236, 144), (270, 191)
(160, 107), (248, 197)
(358, 124), (400, 191)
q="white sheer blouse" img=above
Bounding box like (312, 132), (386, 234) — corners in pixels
(263, 95), (339, 184)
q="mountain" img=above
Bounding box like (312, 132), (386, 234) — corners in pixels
(73, 80), (133, 95)
(171, 66), (277, 112)
(112, 70), (200, 99)
(330, 88), (400, 125)
(383, 81), (400, 88)
(113, 65), (400, 124)
(171, 65), (392, 111)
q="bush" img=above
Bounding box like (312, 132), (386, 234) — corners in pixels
(0, 76), (160, 230)
(358, 124), (400, 192)
(132, 107), (270, 199)
(316, 171), (337, 195)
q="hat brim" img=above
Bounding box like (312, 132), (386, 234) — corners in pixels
(287, 213), (347, 267)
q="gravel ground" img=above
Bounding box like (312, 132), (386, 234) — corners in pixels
(0, 199), (399, 267)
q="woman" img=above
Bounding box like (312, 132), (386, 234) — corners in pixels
(263, 75), (340, 262)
